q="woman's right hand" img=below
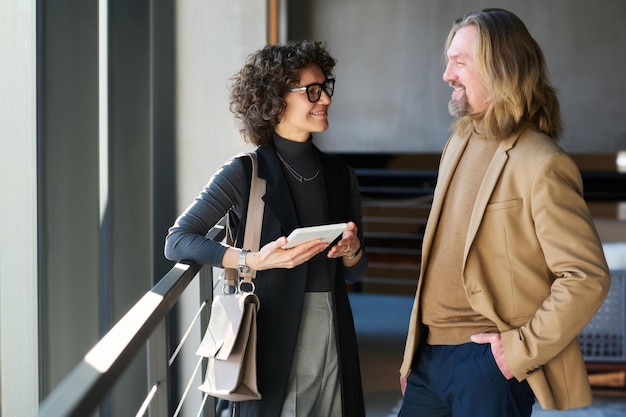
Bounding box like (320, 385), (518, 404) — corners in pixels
(246, 237), (329, 271)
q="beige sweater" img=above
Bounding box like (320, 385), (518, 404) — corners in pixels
(421, 134), (500, 345)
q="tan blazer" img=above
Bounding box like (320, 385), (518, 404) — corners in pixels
(400, 126), (610, 410)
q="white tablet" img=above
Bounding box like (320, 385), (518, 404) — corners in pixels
(282, 223), (347, 249)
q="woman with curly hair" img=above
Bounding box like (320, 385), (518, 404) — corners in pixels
(165, 40), (367, 417)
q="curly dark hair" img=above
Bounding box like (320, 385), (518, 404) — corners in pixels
(229, 40), (337, 146)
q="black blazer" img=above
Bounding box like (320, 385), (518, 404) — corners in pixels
(234, 144), (367, 417)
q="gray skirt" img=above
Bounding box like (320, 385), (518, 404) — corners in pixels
(280, 291), (343, 417)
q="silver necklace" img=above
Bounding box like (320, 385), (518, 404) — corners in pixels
(276, 152), (320, 183)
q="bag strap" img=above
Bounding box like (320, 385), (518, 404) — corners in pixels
(225, 152), (266, 286)
(242, 152), (264, 256)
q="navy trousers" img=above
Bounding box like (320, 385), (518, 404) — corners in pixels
(400, 343), (535, 417)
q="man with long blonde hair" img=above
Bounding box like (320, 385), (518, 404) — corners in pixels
(399, 8), (609, 417)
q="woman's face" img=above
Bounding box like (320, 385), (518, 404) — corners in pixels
(275, 64), (332, 142)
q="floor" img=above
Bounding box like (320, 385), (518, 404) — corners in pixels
(349, 292), (626, 417)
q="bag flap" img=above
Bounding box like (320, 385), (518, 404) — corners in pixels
(196, 292), (259, 359)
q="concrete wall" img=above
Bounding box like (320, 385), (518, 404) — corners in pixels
(175, 3), (266, 207)
(288, 0), (626, 154)
(0, 2), (39, 416)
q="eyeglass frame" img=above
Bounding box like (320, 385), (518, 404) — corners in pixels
(288, 78), (335, 103)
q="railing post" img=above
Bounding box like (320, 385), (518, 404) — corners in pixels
(147, 322), (169, 415)
(198, 266), (216, 417)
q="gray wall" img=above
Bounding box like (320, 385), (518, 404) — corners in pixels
(174, 2), (265, 206)
(289, 0), (626, 154)
(0, 1), (39, 416)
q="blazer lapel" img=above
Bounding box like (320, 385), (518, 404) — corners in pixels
(256, 146), (300, 233)
(420, 135), (468, 273)
(463, 130), (523, 262)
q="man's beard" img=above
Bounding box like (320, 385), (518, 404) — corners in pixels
(448, 95), (469, 117)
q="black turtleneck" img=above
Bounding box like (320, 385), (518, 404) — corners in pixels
(272, 132), (331, 292)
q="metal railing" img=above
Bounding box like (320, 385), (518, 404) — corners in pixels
(34, 219), (228, 417)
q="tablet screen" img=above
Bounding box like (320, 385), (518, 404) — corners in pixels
(281, 223), (347, 249)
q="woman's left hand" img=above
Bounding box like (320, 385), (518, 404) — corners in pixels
(327, 221), (360, 259)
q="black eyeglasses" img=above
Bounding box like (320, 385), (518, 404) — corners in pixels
(289, 78), (335, 102)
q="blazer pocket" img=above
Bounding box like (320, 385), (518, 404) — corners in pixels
(485, 198), (522, 212)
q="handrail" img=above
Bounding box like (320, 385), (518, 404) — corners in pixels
(35, 262), (202, 417)
(34, 218), (228, 417)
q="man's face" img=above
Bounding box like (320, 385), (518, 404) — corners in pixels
(443, 25), (490, 116)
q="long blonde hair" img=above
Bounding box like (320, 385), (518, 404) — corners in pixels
(446, 8), (562, 140)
